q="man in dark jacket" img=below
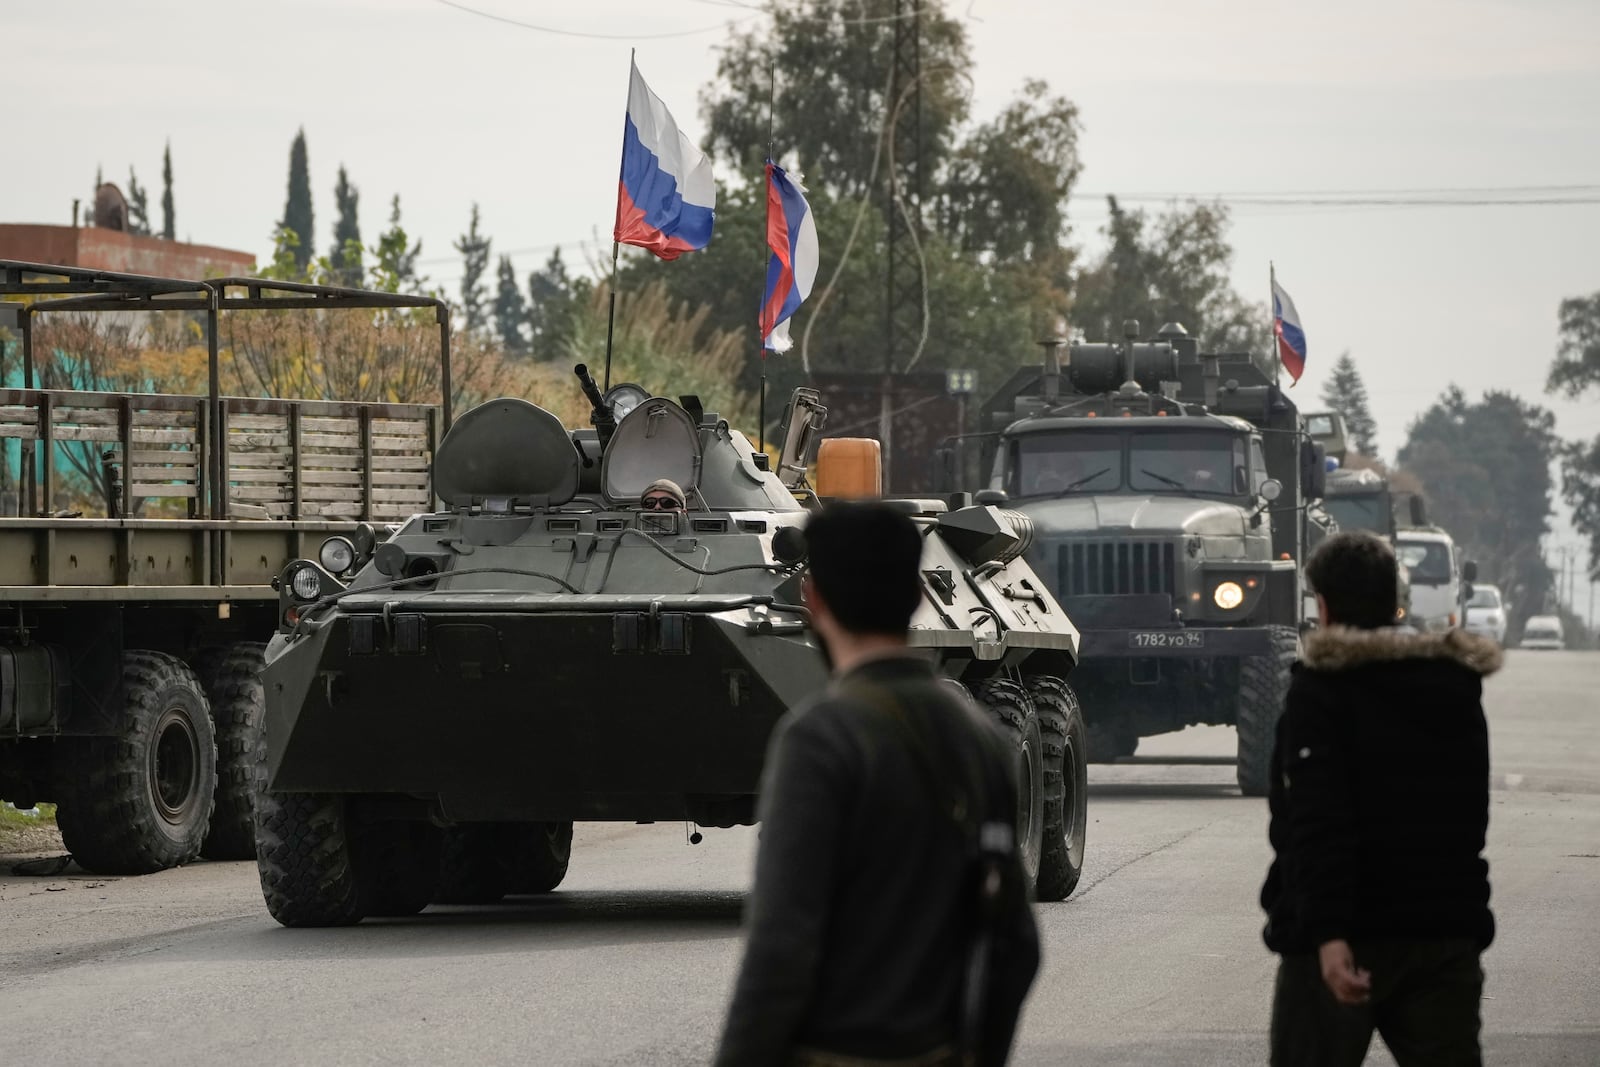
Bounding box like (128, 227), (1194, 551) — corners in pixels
(1262, 531), (1498, 1066)
(716, 503), (1040, 1067)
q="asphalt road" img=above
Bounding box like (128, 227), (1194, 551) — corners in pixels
(3, 649), (1597, 1066)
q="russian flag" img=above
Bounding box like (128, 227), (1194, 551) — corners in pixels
(614, 59), (715, 260)
(1272, 275), (1307, 384)
(759, 161), (818, 353)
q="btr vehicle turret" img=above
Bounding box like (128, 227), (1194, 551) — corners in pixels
(957, 323), (1329, 795)
(253, 370), (1088, 925)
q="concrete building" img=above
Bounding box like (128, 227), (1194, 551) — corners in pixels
(0, 222), (254, 279)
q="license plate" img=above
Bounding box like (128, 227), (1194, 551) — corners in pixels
(1127, 630), (1205, 649)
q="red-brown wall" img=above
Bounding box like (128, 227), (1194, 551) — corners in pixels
(0, 224), (254, 279)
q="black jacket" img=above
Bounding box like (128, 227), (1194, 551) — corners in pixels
(715, 655), (1040, 1066)
(1261, 626), (1498, 955)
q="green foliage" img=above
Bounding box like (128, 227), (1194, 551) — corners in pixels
(1320, 352), (1379, 456)
(1071, 197), (1263, 352)
(1398, 387), (1559, 627)
(703, 0), (973, 202)
(493, 255), (529, 357)
(453, 203), (491, 334)
(370, 196), (425, 294)
(526, 248), (586, 362)
(329, 166), (363, 287)
(280, 129), (315, 271)
(1547, 290), (1600, 577)
(161, 142), (175, 240)
(126, 168), (151, 236)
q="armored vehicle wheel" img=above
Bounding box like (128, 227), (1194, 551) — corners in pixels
(1236, 626), (1299, 797)
(511, 821), (574, 895)
(970, 678), (1045, 892)
(54, 651), (217, 875)
(253, 720), (366, 926)
(436, 824), (516, 904)
(361, 820), (443, 917)
(192, 643), (266, 861)
(1028, 676), (1087, 901)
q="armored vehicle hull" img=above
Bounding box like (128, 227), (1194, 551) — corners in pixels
(255, 385), (1084, 925)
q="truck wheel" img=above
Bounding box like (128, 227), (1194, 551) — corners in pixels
(511, 821), (573, 895)
(191, 643), (266, 861)
(436, 824), (514, 904)
(970, 678), (1045, 892)
(360, 820), (442, 917)
(253, 727), (366, 926)
(54, 651), (217, 875)
(1028, 676), (1087, 901)
(1236, 626), (1299, 797)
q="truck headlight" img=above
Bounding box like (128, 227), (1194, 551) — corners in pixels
(319, 536), (357, 575)
(290, 566), (325, 602)
(1213, 581), (1245, 610)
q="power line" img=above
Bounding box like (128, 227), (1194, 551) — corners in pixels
(432, 0), (754, 40)
(1077, 183), (1600, 198)
(685, 0), (934, 24)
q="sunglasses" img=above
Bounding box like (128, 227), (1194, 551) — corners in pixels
(641, 496), (681, 510)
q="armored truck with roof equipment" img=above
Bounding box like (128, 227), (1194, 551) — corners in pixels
(953, 323), (1327, 796)
(253, 369), (1087, 926)
(0, 261), (450, 873)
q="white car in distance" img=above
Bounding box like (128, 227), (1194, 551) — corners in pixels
(1464, 583), (1508, 645)
(1520, 614), (1565, 650)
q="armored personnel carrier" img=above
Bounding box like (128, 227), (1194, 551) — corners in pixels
(956, 324), (1330, 795)
(253, 369), (1085, 925)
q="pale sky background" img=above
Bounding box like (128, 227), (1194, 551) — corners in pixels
(6, 0), (1599, 594)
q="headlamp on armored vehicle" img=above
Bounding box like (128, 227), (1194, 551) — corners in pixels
(1213, 580), (1245, 610)
(318, 536), (357, 576)
(289, 564), (327, 602)
(603, 382), (651, 422)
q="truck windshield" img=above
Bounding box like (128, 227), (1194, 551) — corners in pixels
(1327, 494), (1388, 535)
(1010, 432), (1122, 496)
(1006, 428), (1249, 498)
(1128, 431), (1248, 497)
(1398, 541), (1452, 585)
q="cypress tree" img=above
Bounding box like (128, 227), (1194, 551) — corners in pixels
(127, 168), (151, 236)
(372, 195), (423, 292)
(329, 165), (363, 287)
(280, 129), (315, 272)
(161, 142), (175, 240)
(453, 204), (491, 333)
(492, 255), (529, 356)
(1320, 351), (1380, 456)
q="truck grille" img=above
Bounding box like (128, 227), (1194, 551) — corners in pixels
(1058, 540), (1177, 597)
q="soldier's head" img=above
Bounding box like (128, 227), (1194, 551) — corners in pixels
(802, 503), (922, 664)
(1307, 531), (1399, 630)
(640, 478), (686, 512)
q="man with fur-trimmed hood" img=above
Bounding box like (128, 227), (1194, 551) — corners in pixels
(1261, 531), (1498, 1067)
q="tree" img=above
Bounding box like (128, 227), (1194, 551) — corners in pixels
(492, 256), (529, 357)
(371, 195), (424, 294)
(1399, 387), (1559, 630)
(526, 248), (584, 362)
(453, 203), (491, 334)
(126, 168), (152, 236)
(161, 141), (175, 240)
(329, 165), (363, 287)
(1319, 352), (1379, 455)
(280, 129), (315, 272)
(1070, 197), (1263, 352)
(1547, 291), (1600, 577)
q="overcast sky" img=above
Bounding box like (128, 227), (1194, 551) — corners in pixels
(7, 0), (1599, 577)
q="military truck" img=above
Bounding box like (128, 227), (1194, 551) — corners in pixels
(0, 260), (449, 873)
(956, 323), (1327, 796)
(252, 371), (1088, 925)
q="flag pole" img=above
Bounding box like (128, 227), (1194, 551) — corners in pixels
(758, 61), (776, 454)
(604, 50), (636, 394)
(1269, 261), (1280, 390)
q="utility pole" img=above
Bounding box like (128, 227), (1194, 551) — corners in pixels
(880, 0), (924, 489)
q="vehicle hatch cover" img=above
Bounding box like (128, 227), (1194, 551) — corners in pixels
(601, 397), (703, 504)
(433, 398), (579, 509)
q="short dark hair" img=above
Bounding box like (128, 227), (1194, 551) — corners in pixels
(805, 503), (923, 636)
(1306, 531), (1399, 629)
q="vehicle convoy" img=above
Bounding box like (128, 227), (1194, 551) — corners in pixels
(0, 260), (451, 874)
(254, 371), (1087, 926)
(952, 323), (1328, 795)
